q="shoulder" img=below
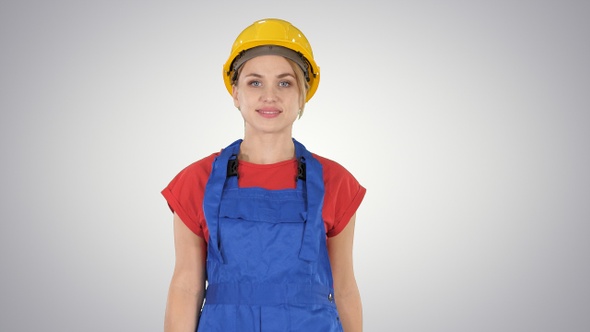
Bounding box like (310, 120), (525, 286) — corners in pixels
(185, 152), (220, 174)
(311, 153), (358, 184)
(164, 152), (220, 198)
(172, 152), (219, 183)
(310, 152), (363, 196)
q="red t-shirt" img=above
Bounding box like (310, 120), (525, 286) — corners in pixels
(162, 151), (366, 241)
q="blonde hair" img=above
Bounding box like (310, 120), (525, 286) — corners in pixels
(286, 59), (309, 118)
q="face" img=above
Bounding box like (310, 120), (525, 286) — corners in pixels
(232, 55), (302, 136)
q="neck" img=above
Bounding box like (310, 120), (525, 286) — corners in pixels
(239, 133), (295, 164)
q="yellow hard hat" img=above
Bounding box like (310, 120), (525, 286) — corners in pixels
(223, 18), (320, 102)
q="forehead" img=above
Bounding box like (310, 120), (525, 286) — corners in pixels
(240, 55), (294, 74)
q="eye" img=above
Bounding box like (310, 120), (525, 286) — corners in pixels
(279, 81), (291, 87)
(248, 80), (262, 87)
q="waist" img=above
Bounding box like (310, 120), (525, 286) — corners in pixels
(204, 282), (335, 306)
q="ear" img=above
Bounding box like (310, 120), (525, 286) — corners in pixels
(232, 85), (240, 109)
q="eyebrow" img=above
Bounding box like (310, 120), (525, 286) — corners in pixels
(277, 73), (295, 79)
(243, 72), (295, 79)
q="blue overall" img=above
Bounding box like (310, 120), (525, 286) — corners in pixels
(199, 139), (343, 331)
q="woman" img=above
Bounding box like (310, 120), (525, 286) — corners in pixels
(162, 18), (366, 331)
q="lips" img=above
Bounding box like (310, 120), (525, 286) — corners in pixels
(257, 108), (282, 118)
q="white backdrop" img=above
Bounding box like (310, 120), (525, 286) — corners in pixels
(1, 0), (589, 331)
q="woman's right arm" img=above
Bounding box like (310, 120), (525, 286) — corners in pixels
(164, 213), (207, 332)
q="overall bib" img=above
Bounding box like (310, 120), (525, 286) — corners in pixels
(199, 139), (343, 332)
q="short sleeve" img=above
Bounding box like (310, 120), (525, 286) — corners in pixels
(161, 153), (217, 239)
(314, 154), (366, 237)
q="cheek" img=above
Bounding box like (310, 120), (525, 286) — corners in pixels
(233, 88), (255, 109)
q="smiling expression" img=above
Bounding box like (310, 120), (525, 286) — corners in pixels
(232, 55), (302, 136)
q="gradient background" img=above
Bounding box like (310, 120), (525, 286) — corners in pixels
(1, 0), (589, 331)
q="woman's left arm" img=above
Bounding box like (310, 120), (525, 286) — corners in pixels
(327, 213), (362, 332)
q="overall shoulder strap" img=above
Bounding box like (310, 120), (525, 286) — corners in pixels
(293, 139), (325, 262)
(203, 139), (242, 263)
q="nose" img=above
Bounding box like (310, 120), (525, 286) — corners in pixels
(260, 85), (278, 102)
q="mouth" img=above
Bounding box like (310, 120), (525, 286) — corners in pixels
(256, 108), (282, 118)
